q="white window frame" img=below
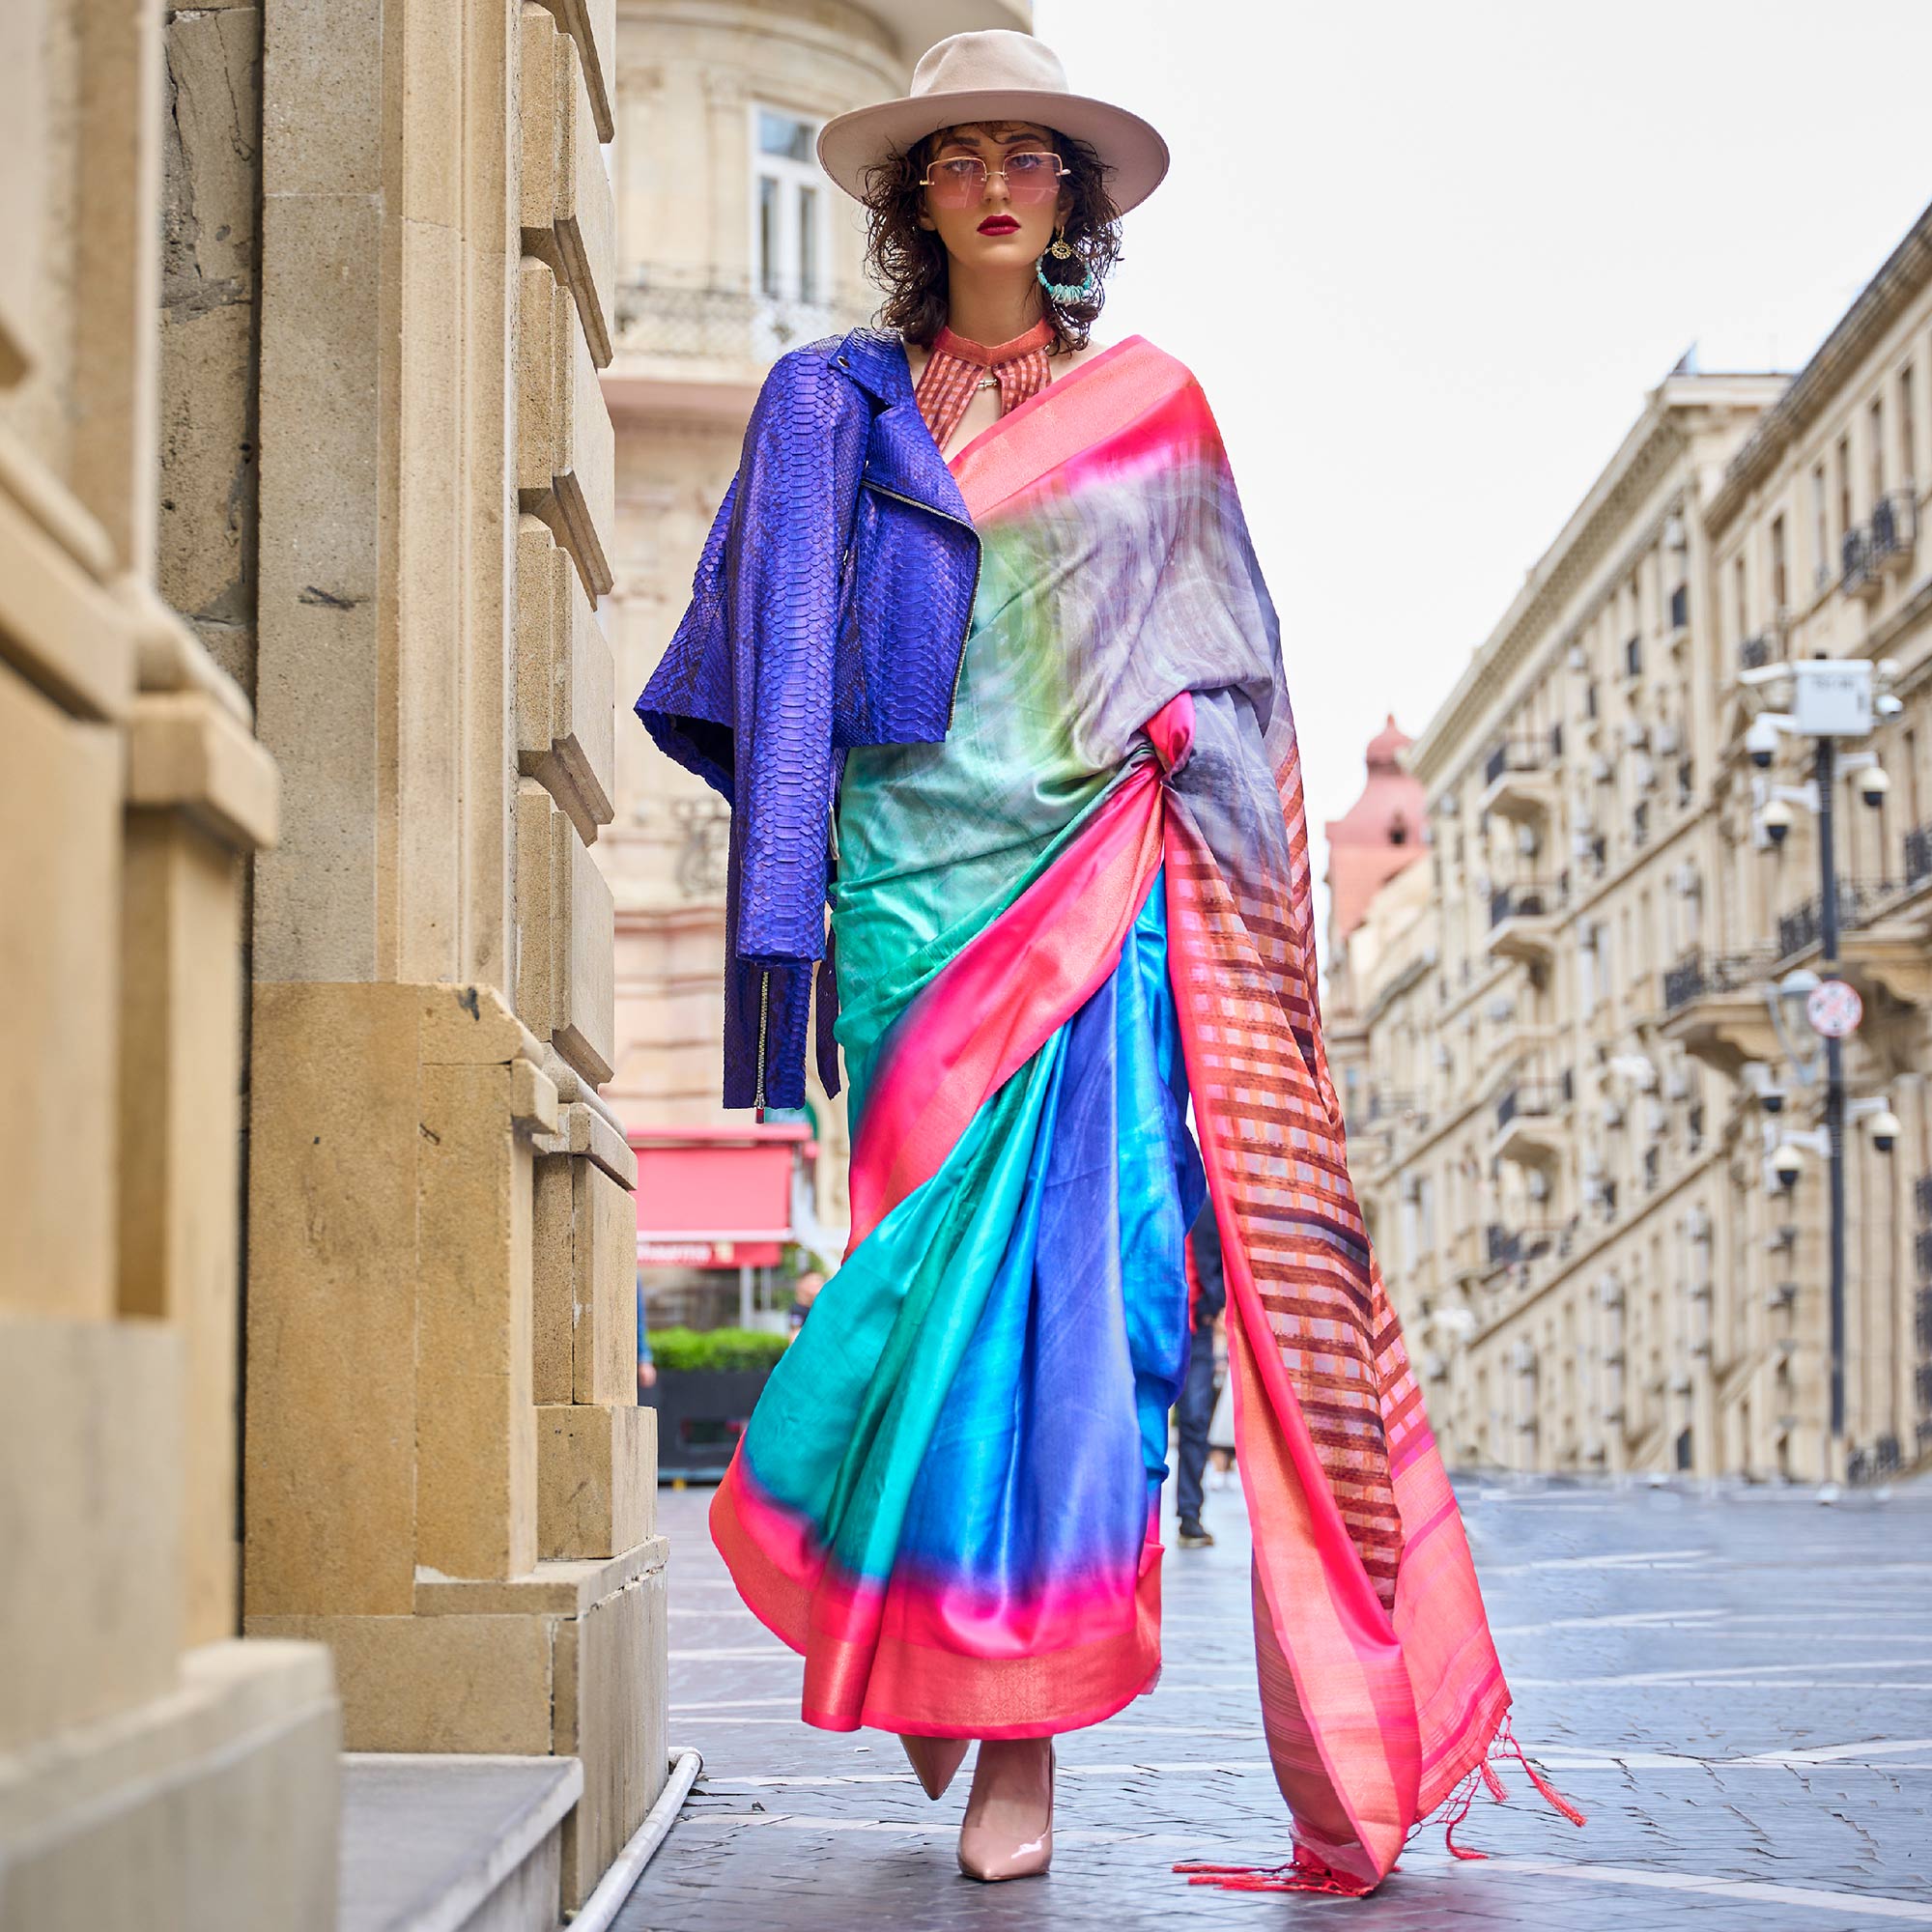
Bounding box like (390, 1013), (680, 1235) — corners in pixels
(749, 102), (833, 355)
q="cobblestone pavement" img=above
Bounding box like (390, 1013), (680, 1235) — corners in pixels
(618, 1473), (1932, 1931)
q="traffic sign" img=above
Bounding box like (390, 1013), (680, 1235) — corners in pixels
(1806, 977), (1863, 1039)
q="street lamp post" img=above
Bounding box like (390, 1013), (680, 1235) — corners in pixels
(1747, 656), (1905, 1485)
(1814, 733), (1847, 1456)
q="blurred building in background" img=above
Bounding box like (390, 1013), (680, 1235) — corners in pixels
(599, 0), (1031, 1318)
(1323, 715), (1429, 1130)
(1340, 202), (1932, 1487)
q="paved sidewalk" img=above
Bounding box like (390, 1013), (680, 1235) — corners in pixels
(618, 1472), (1932, 1930)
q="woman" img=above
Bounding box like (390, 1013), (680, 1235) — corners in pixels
(638, 30), (1565, 1893)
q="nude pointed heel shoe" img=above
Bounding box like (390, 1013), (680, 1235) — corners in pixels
(900, 1733), (971, 1802)
(956, 1739), (1054, 1881)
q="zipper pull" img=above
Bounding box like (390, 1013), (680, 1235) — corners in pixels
(753, 967), (772, 1122)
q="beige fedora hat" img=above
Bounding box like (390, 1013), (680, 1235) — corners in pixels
(816, 30), (1169, 214)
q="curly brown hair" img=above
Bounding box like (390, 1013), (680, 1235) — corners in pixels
(861, 122), (1123, 352)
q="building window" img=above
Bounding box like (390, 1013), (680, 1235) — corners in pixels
(1769, 514), (1787, 614)
(1836, 434), (1852, 538)
(1870, 396), (1887, 504)
(1733, 553), (1747, 645)
(1812, 463), (1829, 585)
(1902, 364), (1918, 484)
(753, 106), (827, 307)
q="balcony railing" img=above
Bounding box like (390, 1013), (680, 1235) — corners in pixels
(1776, 878), (1899, 960)
(613, 278), (873, 366)
(1914, 1170), (1932, 1223)
(1906, 820), (1932, 888)
(1495, 1072), (1573, 1129)
(1483, 733), (1555, 787)
(1842, 526), (1881, 600)
(1490, 880), (1560, 926)
(1740, 631), (1779, 670)
(1872, 488), (1918, 570)
(1364, 1087), (1424, 1123)
(1485, 1222), (1562, 1268)
(1661, 948), (1774, 1014)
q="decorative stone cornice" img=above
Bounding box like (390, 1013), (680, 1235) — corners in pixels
(1707, 198), (1932, 534)
(1407, 376), (1783, 798)
(1408, 395), (1690, 791)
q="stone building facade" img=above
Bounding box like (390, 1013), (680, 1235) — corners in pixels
(1344, 202), (1932, 1486)
(1691, 206), (1932, 1486)
(3, 0), (668, 1921)
(598, 0), (1030, 1280)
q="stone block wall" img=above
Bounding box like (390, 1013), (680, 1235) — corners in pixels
(242, 0), (666, 1911)
(0, 1), (339, 1925)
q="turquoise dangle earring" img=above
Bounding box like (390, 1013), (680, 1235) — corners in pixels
(1037, 225), (1095, 306)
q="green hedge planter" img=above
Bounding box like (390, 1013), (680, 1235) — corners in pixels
(642, 1327), (789, 1478)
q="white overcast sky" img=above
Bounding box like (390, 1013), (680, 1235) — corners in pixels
(1032, 0), (1932, 952)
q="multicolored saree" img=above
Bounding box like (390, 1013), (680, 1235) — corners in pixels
(710, 336), (1546, 1892)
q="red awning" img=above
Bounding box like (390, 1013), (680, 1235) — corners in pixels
(628, 1123), (813, 1268)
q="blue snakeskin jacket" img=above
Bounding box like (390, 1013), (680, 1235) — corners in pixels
(635, 327), (981, 1112)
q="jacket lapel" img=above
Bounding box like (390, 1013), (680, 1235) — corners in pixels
(834, 328), (974, 526)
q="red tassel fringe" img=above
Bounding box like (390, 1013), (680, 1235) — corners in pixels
(1175, 1848), (1378, 1896)
(1178, 1719), (1586, 1895)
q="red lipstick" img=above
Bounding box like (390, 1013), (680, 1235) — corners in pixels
(978, 213), (1019, 236)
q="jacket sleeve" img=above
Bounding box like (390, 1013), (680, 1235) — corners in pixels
(633, 478), (740, 801)
(726, 351), (867, 965)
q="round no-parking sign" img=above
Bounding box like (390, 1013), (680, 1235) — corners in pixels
(1806, 977), (1863, 1039)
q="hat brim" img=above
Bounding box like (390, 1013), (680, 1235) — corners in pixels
(816, 89), (1170, 216)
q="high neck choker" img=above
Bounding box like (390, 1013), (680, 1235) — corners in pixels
(914, 318), (1054, 453)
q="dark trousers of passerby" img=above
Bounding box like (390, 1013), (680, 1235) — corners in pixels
(1174, 1320), (1217, 1527)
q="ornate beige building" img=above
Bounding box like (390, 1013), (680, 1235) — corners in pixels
(600, 0), (1029, 1281)
(1344, 201), (1932, 1486)
(4, 0), (668, 1922)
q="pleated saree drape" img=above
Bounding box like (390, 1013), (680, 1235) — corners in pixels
(709, 336), (1551, 1892)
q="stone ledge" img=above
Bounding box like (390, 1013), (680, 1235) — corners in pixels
(0, 436), (135, 722)
(412, 1536), (668, 1619)
(339, 1752), (582, 1932)
(126, 688), (280, 851)
(0, 1631), (338, 1870)
(418, 983), (549, 1071)
(535, 1094), (638, 1189)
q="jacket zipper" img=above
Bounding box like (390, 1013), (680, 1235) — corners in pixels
(861, 479), (981, 726)
(753, 967), (771, 1122)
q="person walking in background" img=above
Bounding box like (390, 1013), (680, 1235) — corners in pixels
(787, 1268), (826, 1337)
(1174, 1198), (1225, 1548)
(1206, 1328), (1236, 1489)
(635, 1278), (656, 1402)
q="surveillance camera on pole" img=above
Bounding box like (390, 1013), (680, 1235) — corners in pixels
(1739, 653), (1884, 1487)
(1746, 716), (1781, 769)
(1840, 1094), (1901, 1154)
